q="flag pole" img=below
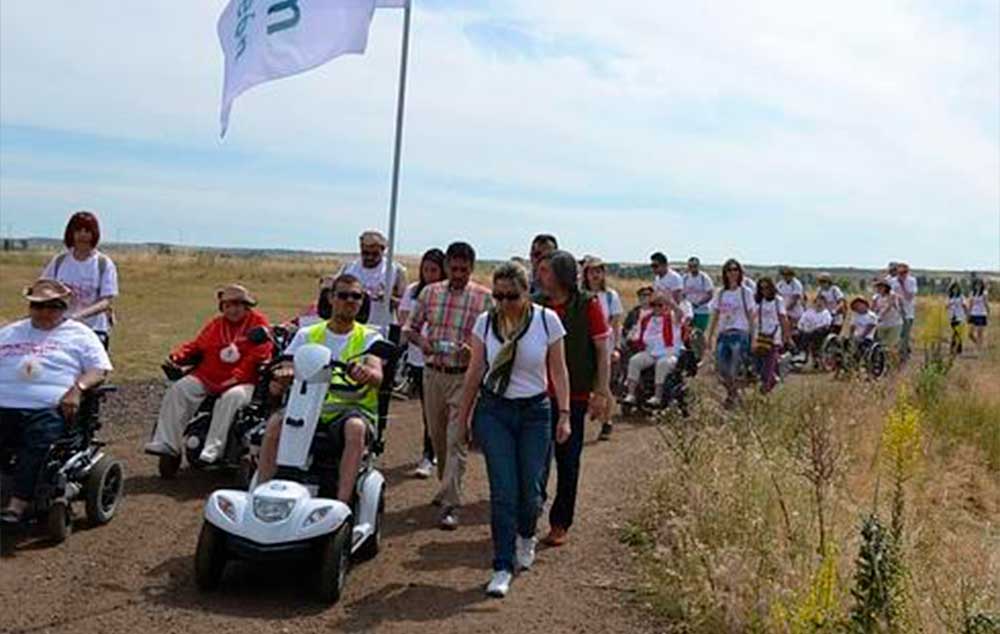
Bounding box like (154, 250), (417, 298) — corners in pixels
(381, 0), (411, 330)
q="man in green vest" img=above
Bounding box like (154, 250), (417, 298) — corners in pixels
(257, 274), (384, 504)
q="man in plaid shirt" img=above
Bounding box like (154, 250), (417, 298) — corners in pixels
(404, 242), (493, 530)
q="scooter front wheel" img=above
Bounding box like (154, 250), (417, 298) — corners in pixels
(316, 523), (351, 604)
(194, 521), (228, 591)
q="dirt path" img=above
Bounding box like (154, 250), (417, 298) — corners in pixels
(1, 383), (661, 634)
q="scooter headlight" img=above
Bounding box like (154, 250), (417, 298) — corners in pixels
(215, 495), (238, 522)
(253, 496), (295, 523)
(303, 505), (334, 528)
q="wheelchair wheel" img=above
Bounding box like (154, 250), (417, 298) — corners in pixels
(355, 485), (385, 562)
(820, 336), (842, 372)
(158, 454), (181, 479)
(46, 500), (71, 543)
(866, 344), (887, 380)
(316, 523), (351, 604)
(194, 521), (228, 591)
(85, 456), (124, 526)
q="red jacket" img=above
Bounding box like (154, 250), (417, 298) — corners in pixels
(171, 309), (273, 395)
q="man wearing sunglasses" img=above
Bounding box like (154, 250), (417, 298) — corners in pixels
(257, 274), (384, 505)
(338, 230), (408, 329)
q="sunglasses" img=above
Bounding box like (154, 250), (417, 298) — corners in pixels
(650, 302), (666, 308)
(30, 301), (67, 310)
(335, 291), (365, 301)
(724, 267), (739, 273)
(492, 292), (521, 302)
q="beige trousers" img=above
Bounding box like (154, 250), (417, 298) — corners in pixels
(152, 375), (253, 461)
(422, 369), (467, 508)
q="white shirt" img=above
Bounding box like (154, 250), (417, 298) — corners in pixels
(756, 297), (787, 342)
(776, 278), (805, 320)
(42, 250), (119, 333)
(946, 296), (967, 322)
(682, 271), (715, 314)
(638, 314), (683, 358)
(817, 285), (846, 324)
(873, 292), (903, 328)
(711, 287), (757, 333)
(850, 310), (878, 341)
(472, 305), (565, 399)
(654, 270), (684, 296)
(399, 282), (427, 367)
(0, 318), (113, 410)
(339, 259), (406, 327)
(969, 293), (989, 317)
(286, 323), (383, 361)
(798, 308), (832, 333)
(743, 277), (757, 293)
(889, 275), (918, 319)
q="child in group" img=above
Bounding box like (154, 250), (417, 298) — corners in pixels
(945, 281), (967, 355)
(796, 295), (832, 367)
(968, 278), (990, 354)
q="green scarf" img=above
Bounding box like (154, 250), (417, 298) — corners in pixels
(483, 305), (534, 396)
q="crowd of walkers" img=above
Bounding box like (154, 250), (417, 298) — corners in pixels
(0, 210), (994, 599)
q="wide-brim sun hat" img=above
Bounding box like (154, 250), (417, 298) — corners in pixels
(23, 278), (72, 304)
(817, 272), (833, 282)
(850, 296), (870, 310)
(217, 284), (257, 306)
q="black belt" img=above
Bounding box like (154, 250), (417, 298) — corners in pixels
(479, 391), (548, 406)
(427, 365), (468, 375)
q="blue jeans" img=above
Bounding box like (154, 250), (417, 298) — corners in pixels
(716, 330), (751, 381)
(544, 398), (588, 530)
(473, 392), (552, 572)
(0, 407), (66, 500)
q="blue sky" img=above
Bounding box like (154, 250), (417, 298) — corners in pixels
(1, 0), (997, 270)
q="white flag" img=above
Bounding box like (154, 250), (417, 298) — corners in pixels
(217, 0), (378, 137)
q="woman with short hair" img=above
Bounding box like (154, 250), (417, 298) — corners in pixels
(458, 261), (570, 598)
(41, 211), (119, 349)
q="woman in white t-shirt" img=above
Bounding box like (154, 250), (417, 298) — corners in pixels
(944, 282), (967, 356)
(968, 278), (990, 354)
(705, 258), (757, 408)
(872, 280), (903, 362)
(398, 248), (446, 478)
(752, 277), (791, 393)
(41, 211), (119, 350)
(457, 261), (570, 599)
(796, 295), (833, 366)
(0, 279), (113, 524)
(581, 256), (622, 440)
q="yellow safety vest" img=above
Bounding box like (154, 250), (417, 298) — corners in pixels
(304, 321), (379, 423)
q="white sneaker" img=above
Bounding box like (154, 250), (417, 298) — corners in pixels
(486, 570), (513, 598)
(515, 536), (536, 571)
(622, 393), (637, 405)
(412, 457), (433, 479)
(144, 441), (177, 457)
(645, 396), (663, 408)
(198, 447), (220, 465)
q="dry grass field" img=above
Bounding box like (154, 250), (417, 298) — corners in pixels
(2, 248), (998, 633)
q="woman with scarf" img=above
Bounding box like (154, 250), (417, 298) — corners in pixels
(458, 261), (571, 599)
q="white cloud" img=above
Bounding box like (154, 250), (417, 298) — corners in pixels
(0, 0), (997, 269)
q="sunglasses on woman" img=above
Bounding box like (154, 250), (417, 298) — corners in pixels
(492, 291), (521, 302)
(335, 291), (365, 301)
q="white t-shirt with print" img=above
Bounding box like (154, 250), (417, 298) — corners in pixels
(639, 314), (684, 359)
(850, 311), (878, 341)
(682, 271), (715, 314)
(946, 297), (967, 322)
(654, 270), (684, 295)
(42, 251), (119, 333)
(969, 294), (989, 317)
(798, 308), (832, 333)
(817, 286), (846, 324)
(889, 275), (918, 319)
(399, 282), (427, 367)
(472, 305), (565, 399)
(756, 297), (787, 342)
(339, 259), (406, 327)
(873, 293), (904, 328)
(0, 318), (113, 410)
(776, 278), (805, 320)
(286, 324), (384, 362)
(711, 287), (757, 333)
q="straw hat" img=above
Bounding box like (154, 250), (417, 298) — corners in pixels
(23, 279), (72, 304)
(850, 296), (871, 311)
(817, 272), (833, 282)
(582, 255), (606, 270)
(217, 284), (257, 306)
